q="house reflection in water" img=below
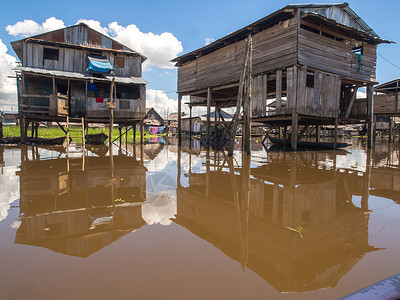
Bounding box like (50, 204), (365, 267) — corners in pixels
(175, 149), (379, 292)
(15, 151), (147, 257)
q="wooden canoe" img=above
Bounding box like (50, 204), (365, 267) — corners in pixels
(267, 135), (350, 149)
(85, 133), (108, 145)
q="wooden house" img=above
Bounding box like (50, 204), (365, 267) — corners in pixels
(144, 107), (165, 128)
(11, 23), (147, 141)
(172, 3), (390, 150)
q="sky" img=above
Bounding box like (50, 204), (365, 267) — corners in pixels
(0, 0), (399, 117)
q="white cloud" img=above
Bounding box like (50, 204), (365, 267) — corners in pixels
(205, 38), (215, 45)
(0, 39), (17, 110)
(5, 17), (65, 37)
(147, 89), (178, 116)
(108, 22), (182, 69)
(76, 19), (109, 36)
(357, 89), (366, 99)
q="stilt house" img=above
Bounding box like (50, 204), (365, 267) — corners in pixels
(172, 3), (390, 150)
(11, 23), (147, 126)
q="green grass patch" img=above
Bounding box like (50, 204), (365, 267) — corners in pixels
(3, 125), (165, 143)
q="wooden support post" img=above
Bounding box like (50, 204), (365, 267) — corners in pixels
(178, 93), (182, 146)
(283, 126), (287, 147)
(0, 116), (2, 139)
(316, 125), (320, 142)
(276, 70), (282, 114)
(228, 35), (252, 156)
(140, 120), (144, 144)
(31, 122), (35, 138)
(291, 113), (298, 150)
(20, 117), (27, 144)
(367, 84), (374, 148)
(389, 117), (392, 143)
(109, 78), (115, 152)
(189, 105), (192, 139)
(119, 126), (122, 146)
(35, 123), (38, 138)
(206, 88), (212, 147)
(66, 116), (70, 158)
(373, 115), (377, 142)
(334, 118), (338, 149)
(206, 149), (210, 198)
(133, 122), (136, 144)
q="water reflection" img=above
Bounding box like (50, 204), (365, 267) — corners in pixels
(4, 139), (400, 297)
(16, 151), (147, 258)
(175, 148), (379, 292)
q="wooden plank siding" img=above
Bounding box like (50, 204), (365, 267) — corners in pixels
(24, 43), (142, 77)
(177, 17), (298, 93)
(297, 28), (377, 82)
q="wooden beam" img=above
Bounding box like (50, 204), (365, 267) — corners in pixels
(345, 86), (359, 118)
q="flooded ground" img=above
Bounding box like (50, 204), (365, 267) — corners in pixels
(0, 137), (400, 299)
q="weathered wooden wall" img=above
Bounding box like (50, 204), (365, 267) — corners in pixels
(252, 66), (341, 118)
(351, 94), (400, 117)
(22, 42), (142, 77)
(298, 20), (377, 82)
(177, 17), (298, 93)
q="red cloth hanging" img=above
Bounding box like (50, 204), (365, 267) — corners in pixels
(96, 97), (104, 103)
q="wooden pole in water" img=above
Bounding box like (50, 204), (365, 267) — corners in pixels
(206, 88), (212, 148)
(140, 120), (144, 144)
(228, 35), (252, 156)
(0, 115), (3, 139)
(109, 78), (115, 152)
(334, 118), (338, 149)
(20, 117), (26, 144)
(389, 117), (392, 143)
(178, 93), (182, 146)
(133, 122), (136, 144)
(367, 84), (374, 148)
(189, 104), (192, 140)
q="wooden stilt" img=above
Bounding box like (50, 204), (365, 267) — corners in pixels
(0, 116), (3, 139)
(206, 87), (212, 147)
(31, 122), (35, 137)
(291, 113), (298, 150)
(228, 35), (252, 156)
(373, 115), (377, 142)
(20, 117), (27, 144)
(178, 93), (182, 146)
(389, 117), (392, 143)
(119, 126), (122, 146)
(140, 120), (144, 144)
(334, 118), (338, 149)
(133, 123), (136, 144)
(189, 105), (192, 139)
(316, 125), (320, 142)
(109, 78), (115, 152)
(367, 84), (374, 148)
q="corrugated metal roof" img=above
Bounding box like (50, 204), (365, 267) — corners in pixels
(15, 66), (148, 85)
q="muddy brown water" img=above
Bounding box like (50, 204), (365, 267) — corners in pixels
(0, 138), (399, 299)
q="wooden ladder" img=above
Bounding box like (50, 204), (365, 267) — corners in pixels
(66, 116), (86, 171)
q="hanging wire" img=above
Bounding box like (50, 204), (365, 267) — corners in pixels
(377, 52), (400, 72)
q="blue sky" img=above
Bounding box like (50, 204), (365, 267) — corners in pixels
(0, 0), (399, 114)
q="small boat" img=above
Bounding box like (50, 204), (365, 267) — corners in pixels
(267, 135), (350, 149)
(0, 136), (66, 145)
(27, 137), (66, 145)
(85, 133), (108, 145)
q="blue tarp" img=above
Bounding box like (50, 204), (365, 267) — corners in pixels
(87, 55), (113, 73)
